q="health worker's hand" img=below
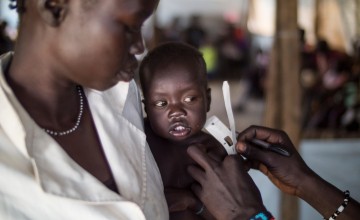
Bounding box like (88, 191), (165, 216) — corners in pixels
(187, 144), (266, 220)
(236, 125), (314, 197)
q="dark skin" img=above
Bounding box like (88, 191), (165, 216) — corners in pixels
(9, 1), (357, 219)
(187, 146), (266, 220)
(142, 61), (227, 219)
(186, 125), (360, 219)
(146, 121), (225, 189)
(145, 121), (226, 219)
(6, 0), (158, 192)
(236, 126), (360, 220)
(143, 62), (210, 143)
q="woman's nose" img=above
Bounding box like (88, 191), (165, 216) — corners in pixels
(129, 33), (145, 55)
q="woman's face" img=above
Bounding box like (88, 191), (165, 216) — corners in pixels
(144, 63), (210, 143)
(54, 0), (158, 90)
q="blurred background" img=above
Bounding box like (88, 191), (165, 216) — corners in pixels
(1, 0), (359, 219)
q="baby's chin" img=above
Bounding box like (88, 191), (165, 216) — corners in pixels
(166, 131), (205, 146)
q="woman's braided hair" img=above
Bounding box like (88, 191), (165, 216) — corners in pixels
(9, 0), (26, 13)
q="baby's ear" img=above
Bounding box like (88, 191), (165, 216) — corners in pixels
(37, 0), (68, 26)
(206, 88), (211, 112)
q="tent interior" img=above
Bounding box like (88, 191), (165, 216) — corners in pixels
(1, 0), (359, 220)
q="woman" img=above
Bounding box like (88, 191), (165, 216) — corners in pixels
(0, 0), (167, 219)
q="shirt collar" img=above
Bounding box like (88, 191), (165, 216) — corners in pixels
(0, 52), (29, 158)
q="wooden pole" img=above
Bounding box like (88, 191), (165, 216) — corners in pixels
(314, 0), (322, 41)
(264, 0), (301, 219)
(355, 0), (360, 106)
(356, 0), (360, 37)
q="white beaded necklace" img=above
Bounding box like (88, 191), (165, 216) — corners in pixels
(44, 86), (84, 136)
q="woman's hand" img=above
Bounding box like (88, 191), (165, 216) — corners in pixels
(187, 145), (266, 220)
(165, 187), (214, 220)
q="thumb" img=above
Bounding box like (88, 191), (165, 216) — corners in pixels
(236, 141), (273, 167)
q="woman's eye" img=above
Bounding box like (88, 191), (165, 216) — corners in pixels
(184, 96), (196, 103)
(154, 100), (167, 107)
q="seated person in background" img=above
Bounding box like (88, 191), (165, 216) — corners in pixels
(139, 42), (229, 219)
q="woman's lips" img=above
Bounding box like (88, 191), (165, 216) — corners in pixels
(118, 69), (135, 81)
(118, 59), (138, 81)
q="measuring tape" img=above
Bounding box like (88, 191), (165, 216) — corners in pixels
(203, 81), (237, 155)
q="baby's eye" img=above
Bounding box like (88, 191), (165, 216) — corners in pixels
(154, 100), (167, 107)
(184, 96), (196, 103)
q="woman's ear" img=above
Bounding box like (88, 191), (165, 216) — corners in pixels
(37, 0), (68, 26)
(206, 87), (211, 112)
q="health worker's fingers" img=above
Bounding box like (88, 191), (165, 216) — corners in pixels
(237, 125), (289, 146)
(187, 145), (218, 171)
(187, 164), (206, 184)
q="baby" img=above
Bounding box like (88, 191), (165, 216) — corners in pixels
(139, 42), (227, 219)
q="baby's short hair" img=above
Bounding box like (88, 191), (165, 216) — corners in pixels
(139, 42), (207, 94)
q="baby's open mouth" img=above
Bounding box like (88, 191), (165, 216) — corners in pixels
(169, 123), (191, 137)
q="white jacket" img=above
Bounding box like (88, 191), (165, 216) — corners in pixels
(0, 53), (168, 220)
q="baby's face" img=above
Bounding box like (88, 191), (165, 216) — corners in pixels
(144, 64), (209, 143)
